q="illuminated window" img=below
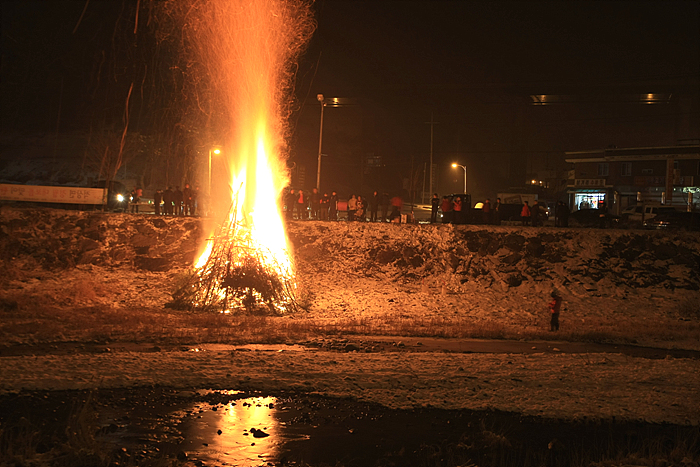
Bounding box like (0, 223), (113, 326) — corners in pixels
(621, 162), (632, 177)
(597, 163), (609, 177)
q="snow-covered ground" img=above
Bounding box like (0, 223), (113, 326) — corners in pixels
(1, 207), (699, 425)
(1, 345), (698, 425)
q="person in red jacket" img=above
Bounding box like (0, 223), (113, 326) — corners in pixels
(549, 290), (562, 331)
(296, 189), (307, 220)
(482, 198), (491, 224)
(521, 201), (531, 226)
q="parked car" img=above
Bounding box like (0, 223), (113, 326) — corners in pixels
(621, 204), (678, 223)
(643, 211), (700, 231)
(91, 180), (128, 211)
(568, 208), (620, 228)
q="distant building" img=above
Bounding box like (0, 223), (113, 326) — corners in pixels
(565, 144), (700, 213)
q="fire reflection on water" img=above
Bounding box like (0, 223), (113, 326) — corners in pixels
(179, 395), (294, 466)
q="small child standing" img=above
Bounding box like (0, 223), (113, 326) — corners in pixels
(549, 290), (562, 331)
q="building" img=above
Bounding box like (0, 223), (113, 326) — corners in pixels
(565, 143), (700, 214)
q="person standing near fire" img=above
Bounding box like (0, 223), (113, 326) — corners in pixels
(347, 194), (357, 221)
(319, 192), (329, 220)
(380, 192), (390, 222)
(191, 186), (200, 216)
(549, 290), (562, 331)
(389, 195), (403, 222)
(183, 184), (193, 216)
(285, 189), (295, 220)
(521, 201), (531, 226)
(370, 191), (380, 222)
(329, 191), (338, 221)
(531, 200), (541, 227)
(163, 187), (173, 215)
(154, 189), (163, 216)
(296, 189), (306, 220)
(453, 196), (463, 224)
(493, 197), (501, 225)
(356, 195), (366, 221)
(130, 187), (142, 213)
(310, 188), (320, 220)
(482, 198), (491, 224)
(430, 193), (439, 223)
(174, 186), (184, 216)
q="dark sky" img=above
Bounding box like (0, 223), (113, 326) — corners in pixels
(1, 0), (698, 196)
(301, 1), (699, 96)
(291, 0), (699, 195)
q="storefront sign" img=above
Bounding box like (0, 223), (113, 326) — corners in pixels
(633, 176), (694, 187)
(0, 184), (106, 204)
(574, 178), (606, 187)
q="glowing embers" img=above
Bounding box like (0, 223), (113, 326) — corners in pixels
(173, 191), (296, 315)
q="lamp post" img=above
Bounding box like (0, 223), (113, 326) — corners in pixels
(452, 163), (467, 193)
(208, 146), (221, 195)
(316, 94), (325, 190)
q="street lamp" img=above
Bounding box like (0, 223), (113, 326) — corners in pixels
(315, 95), (355, 191)
(316, 93), (325, 190)
(452, 163), (467, 193)
(208, 146), (222, 195)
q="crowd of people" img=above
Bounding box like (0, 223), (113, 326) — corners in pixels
(434, 194), (503, 225)
(282, 188), (575, 227)
(130, 183), (572, 227)
(519, 200), (570, 227)
(140, 184), (201, 216)
(283, 188), (407, 222)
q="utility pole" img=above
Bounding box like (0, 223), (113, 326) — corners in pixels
(422, 162), (426, 205)
(425, 113), (439, 204)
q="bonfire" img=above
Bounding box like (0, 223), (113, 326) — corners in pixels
(169, 0), (314, 314)
(172, 188), (297, 315)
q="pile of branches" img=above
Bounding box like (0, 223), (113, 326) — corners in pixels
(171, 198), (297, 315)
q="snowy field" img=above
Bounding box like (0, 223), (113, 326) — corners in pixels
(1, 206), (699, 426)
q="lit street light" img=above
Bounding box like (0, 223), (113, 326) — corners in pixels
(315, 95), (355, 191)
(208, 146), (222, 195)
(316, 93), (325, 190)
(452, 162), (467, 193)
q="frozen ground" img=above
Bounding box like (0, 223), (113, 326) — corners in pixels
(1, 207), (699, 426)
(1, 345), (698, 426)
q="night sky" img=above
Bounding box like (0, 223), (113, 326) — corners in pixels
(1, 0), (698, 198)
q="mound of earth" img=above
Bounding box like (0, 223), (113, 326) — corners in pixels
(1, 206), (699, 348)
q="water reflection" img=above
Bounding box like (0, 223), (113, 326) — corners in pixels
(178, 393), (304, 466)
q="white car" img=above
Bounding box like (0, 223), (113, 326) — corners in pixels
(622, 205), (678, 222)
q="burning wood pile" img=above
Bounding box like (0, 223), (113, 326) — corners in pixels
(171, 193), (297, 315)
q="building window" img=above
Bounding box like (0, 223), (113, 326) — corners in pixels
(621, 162), (632, 177)
(597, 163), (609, 177)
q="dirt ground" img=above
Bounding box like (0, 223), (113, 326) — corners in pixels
(1, 207), (699, 429)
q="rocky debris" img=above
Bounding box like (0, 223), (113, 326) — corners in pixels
(0, 206), (200, 272)
(286, 221), (700, 292)
(3, 207), (698, 294)
(250, 427), (269, 438)
(1, 208), (699, 323)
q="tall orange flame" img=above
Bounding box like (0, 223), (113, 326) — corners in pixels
(183, 0), (314, 287)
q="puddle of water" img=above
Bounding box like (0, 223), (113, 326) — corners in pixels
(198, 343), (314, 353)
(176, 395), (308, 465)
(3, 388), (696, 467)
(98, 390), (313, 466)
